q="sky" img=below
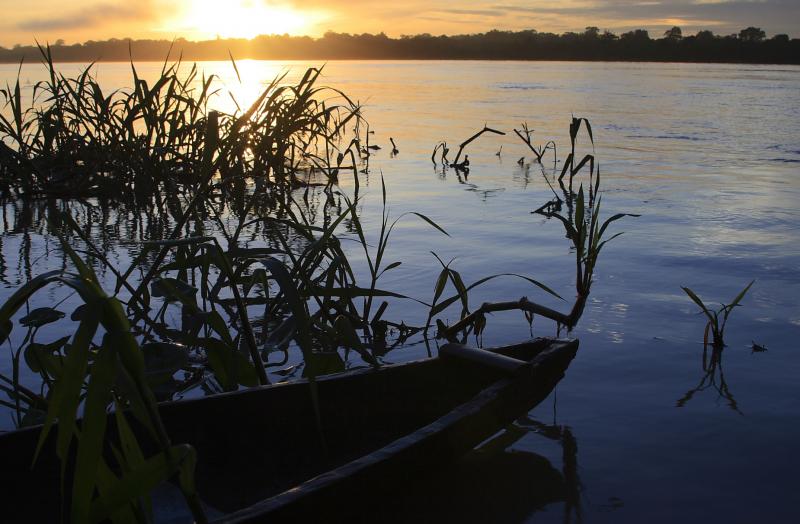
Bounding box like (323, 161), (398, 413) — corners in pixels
(0, 0), (797, 47)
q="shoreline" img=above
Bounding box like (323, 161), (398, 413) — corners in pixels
(2, 57), (799, 66)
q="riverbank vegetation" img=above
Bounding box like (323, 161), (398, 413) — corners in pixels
(1, 27), (798, 64)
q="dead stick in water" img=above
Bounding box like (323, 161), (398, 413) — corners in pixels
(431, 141), (449, 164)
(452, 126), (506, 166)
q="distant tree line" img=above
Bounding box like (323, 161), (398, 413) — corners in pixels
(1, 27), (797, 64)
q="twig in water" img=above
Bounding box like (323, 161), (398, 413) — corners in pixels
(431, 141), (449, 165)
(452, 125), (506, 166)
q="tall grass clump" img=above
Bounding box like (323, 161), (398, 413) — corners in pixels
(0, 44), (363, 200)
(0, 48), (378, 521)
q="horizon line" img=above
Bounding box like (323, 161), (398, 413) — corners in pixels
(2, 26), (798, 49)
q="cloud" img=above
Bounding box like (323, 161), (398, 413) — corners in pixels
(487, 0), (797, 33)
(16, 1), (161, 31)
(436, 8), (505, 17)
(284, 0), (798, 37)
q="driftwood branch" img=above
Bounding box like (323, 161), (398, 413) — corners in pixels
(439, 294), (588, 341)
(452, 126), (506, 166)
(441, 297), (563, 339)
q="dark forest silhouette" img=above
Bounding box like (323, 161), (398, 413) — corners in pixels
(1, 27), (797, 64)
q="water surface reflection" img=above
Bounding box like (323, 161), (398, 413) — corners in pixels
(1, 60), (799, 521)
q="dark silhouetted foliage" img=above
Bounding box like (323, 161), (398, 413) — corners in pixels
(739, 27), (767, 42)
(664, 26), (683, 41)
(0, 28), (797, 64)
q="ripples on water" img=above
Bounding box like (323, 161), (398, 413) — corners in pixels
(1, 60), (799, 522)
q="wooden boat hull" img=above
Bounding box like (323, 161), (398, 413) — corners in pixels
(211, 338), (578, 522)
(0, 337), (578, 523)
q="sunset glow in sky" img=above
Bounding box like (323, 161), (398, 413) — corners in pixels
(0, 0), (796, 47)
(175, 0), (318, 40)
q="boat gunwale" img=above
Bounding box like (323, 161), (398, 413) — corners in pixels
(215, 338), (578, 523)
(0, 337), (566, 442)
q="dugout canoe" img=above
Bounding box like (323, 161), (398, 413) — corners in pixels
(0, 337), (578, 523)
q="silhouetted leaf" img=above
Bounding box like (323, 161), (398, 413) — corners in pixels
(71, 342), (116, 522)
(70, 304), (88, 321)
(150, 278), (197, 301)
(681, 286), (715, 324)
(20, 408), (46, 428)
(88, 444), (195, 523)
(24, 336), (69, 374)
(598, 213), (640, 240)
(20, 307), (65, 327)
(33, 301), (100, 470)
(333, 315), (365, 352)
(311, 285), (408, 300)
(728, 280), (755, 310)
(0, 319), (11, 344)
(201, 337), (258, 389)
(407, 212), (449, 237)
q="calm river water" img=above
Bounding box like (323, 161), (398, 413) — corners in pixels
(1, 60), (799, 522)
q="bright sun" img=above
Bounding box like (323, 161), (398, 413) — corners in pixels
(179, 0), (309, 40)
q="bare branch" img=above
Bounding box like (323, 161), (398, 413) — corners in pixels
(452, 125), (506, 166)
